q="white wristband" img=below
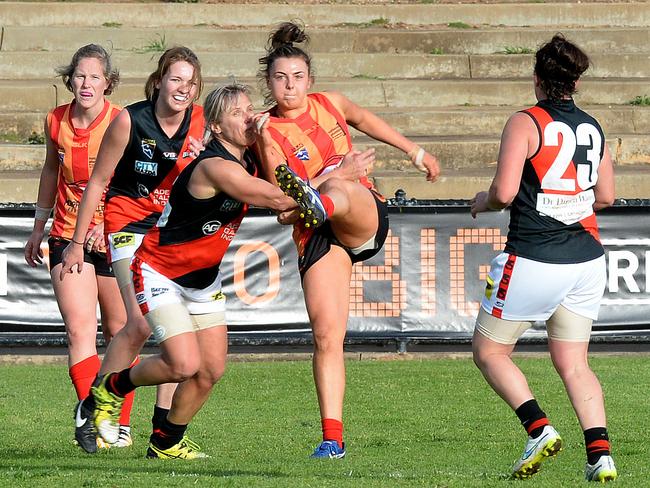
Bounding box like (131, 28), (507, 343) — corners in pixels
(412, 148), (426, 173)
(34, 205), (53, 222)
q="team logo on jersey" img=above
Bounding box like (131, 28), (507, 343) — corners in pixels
(220, 199), (242, 212)
(135, 160), (158, 176)
(112, 232), (135, 249)
(137, 183), (150, 198)
(202, 220), (222, 235)
(294, 147), (310, 161)
(162, 151), (177, 160)
(141, 139), (156, 159)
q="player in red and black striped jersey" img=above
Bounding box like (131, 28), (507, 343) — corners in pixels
(60, 47), (204, 454)
(470, 35), (617, 482)
(90, 84), (297, 459)
(23, 45), (132, 452)
(256, 22), (441, 459)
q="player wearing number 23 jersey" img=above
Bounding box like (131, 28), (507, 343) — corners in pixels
(506, 98), (605, 264)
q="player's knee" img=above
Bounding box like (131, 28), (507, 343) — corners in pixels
(198, 363), (226, 388)
(167, 356), (201, 382)
(312, 330), (343, 353)
(64, 322), (97, 346)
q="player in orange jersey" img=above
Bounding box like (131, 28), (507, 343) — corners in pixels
(255, 22), (440, 458)
(60, 47), (204, 456)
(470, 35), (617, 482)
(23, 44), (134, 452)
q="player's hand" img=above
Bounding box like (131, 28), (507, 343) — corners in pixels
(337, 147), (375, 181)
(84, 222), (105, 254)
(420, 151), (441, 183)
(60, 241), (84, 279)
(24, 230), (45, 267)
(188, 136), (205, 158)
(252, 113), (273, 144)
(277, 208), (300, 225)
(470, 191), (490, 218)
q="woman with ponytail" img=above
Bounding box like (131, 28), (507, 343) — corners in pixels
(256, 21), (441, 459)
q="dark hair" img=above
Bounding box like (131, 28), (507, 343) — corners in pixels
(534, 34), (590, 101)
(144, 46), (202, 102)
(258, 21), (313, 106)
(56, 44), (119, 96)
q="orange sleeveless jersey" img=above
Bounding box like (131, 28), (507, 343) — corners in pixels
(266, 92), (374, 191)
(47, 100), (121, 240)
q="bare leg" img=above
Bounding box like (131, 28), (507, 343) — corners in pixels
(472, 329), (534, 409)
(548, 339), (606, 430)
(50, 263), (100, 367)
(96, 274), (127, 344)
(168, 326), (228, 425)
(303, 247), (352, 421)
(317, 178), (378, 249)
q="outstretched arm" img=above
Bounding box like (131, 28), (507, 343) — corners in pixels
(192, 156), (297, 213)
(327, 91), (441, 182)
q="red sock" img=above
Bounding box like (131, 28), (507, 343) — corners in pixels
(320, 194), (335, 218)
(69, 354), (101, 400)
(119, 356), (140, 426)
(322, 418), (344, 448)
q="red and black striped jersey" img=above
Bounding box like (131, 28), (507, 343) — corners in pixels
(505, 99), (605, 263)
(104, 100), (204, 234)
(47, 100), (121, 239)
(135, 138), (256, 289)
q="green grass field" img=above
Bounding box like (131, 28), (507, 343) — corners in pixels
(1, 354), (648, 487)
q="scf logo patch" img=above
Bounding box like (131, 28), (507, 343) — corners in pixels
(202, 220), (222, 235)
(112, 232), (135, 249)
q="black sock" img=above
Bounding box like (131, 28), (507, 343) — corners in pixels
(515, 399), (549, 438)
(151, 417), (187, 450)
(152, 405), (170, 430)
(106, 368), (136, 398)
(82, 393), (96, 411)
(584, 427), (610, 464)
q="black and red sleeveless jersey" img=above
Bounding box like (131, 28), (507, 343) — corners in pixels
(505, 98), (606, 263)
(134, 138), (256, 289)
(104, 100), (204, 234)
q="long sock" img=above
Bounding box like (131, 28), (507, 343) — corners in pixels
(152, 405), (170, 431)
(322, 418), (344, 448)
(106, 368), (136, 398)
(119, 357), (139, 426)
(69, 354), (101, 400)
(515, 399), (549, 438)
(320, 194), (335, 218)
(151, 417), (187, 450)
(584, 427), (610, 464)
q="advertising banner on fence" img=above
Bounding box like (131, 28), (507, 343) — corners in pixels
(1, 205), (648, 340)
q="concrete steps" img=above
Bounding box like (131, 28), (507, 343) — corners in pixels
(2, 2), (649, 28)
(3, 26), (649, 54)
(2, 78), (649, 113)
(4, 51), (650, 80)
(5, 105), (649, 141)
(0, 1), (649, 203)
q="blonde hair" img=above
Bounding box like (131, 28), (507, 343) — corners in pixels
(202, 84), (252, 144)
